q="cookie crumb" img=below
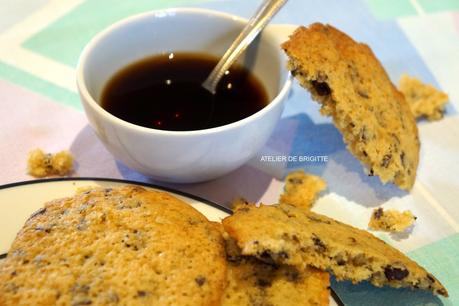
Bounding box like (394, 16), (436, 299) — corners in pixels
(368, 208), (416, 232)
(27, 149), (74, 177)
(399, 74), (449, 121)
(279, 170), (327, 210)
(230, 197), (250, 211)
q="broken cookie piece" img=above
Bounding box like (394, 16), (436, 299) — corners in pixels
(222, 203), (448, 297)
(369, 208), (416, 232)
(279, 170), (327, 210)
(221, 228), (330, 306)
(223, 257), (329, 306)
(399, 74), (449, 121)
(27, 149), (74, 177)
(282, 24), (420, 190)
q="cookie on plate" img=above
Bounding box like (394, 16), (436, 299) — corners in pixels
(279, 170), (327, 210)
(222, 230), (330, 306)
(0, 186), (227, 306)
(399, 74), (449, 121)
(222, 203), (448, 297)
(281, 24), (420, 190)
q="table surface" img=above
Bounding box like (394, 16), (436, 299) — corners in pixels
(1, 1), (458, 305)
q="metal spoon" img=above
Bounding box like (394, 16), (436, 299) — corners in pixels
(202, 0), (287, 94)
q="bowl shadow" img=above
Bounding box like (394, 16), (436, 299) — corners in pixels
(69, 124), (274, 209)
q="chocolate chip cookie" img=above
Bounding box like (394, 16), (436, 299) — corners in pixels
(0, 186), (227, 306)
(222, 203), (448, 297)
(282, 24), (420, 190)
(222, 229), (330, 306)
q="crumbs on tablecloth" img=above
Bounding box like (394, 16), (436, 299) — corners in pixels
(369, 208), (416, 233)
(27, 149), (74, 177)
(399, 74), (449, 121)
(279, 170), (327, 210)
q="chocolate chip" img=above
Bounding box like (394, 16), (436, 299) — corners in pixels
(259, 250), (288, 265)
(256, 278), (271, 287)
(137, 290), (147, 297)
(426, 274), (435, 283)
(285, 268), (300, 282)
(384, 266), (409, 281)
(288, 178), (303, 185)
(72, 284), (90, 294)
(312, 234), (326, 252)
(311, 80), (331, 96)
(29, 207), (47, 220)
(195, 276), (206, 286)
(357, 89), (370, 99)
(381, 154), (392, 168)
(334, 254), (346, 266)
(44, 154), (52, 168)
(76, 219), (87, 231)
(307, 215), (331, 224)
(400, 152), (406, 167)
(359, 126), (368, 143)
(352, 254), (366, 266)
(437, 288), (448, 296)
(373, 208), (384, 219)
(72, 300), (92, 306)
(226, 254), (242, 263)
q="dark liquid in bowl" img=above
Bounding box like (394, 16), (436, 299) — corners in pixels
(100, 52), (268, 131)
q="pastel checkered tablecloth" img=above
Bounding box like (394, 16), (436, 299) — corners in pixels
(1, 1), (458, 305)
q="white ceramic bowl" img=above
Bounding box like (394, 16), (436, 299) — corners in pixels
(77, 8), (292, 183)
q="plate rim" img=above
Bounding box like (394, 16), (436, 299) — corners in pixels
(0, 177), (232, 214)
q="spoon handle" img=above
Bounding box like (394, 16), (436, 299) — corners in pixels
(202, 0), (287, 94)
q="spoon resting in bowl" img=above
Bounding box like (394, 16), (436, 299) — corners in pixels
(202, 0), (287, 95)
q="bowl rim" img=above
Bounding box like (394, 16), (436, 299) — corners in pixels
(76, 7), (292, 137)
